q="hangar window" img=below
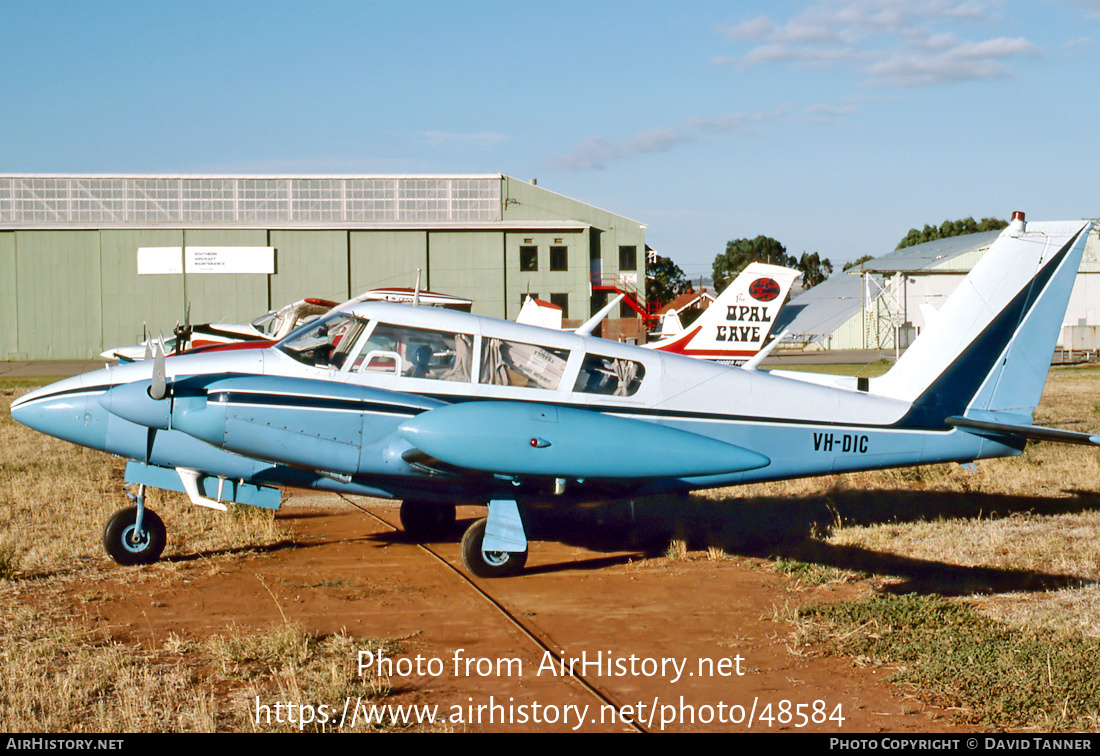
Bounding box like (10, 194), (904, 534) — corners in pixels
(520, 245), (538, 271)
(550, 293), (569, 319)
(480, 338), (570, 390)
(619, 245), (637, 271)
(574, 354), (645, 397)
(549, 246), (568, 271)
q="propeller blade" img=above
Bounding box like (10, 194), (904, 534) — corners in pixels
(150, 342), (167, 400)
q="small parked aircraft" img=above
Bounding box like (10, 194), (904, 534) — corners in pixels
(100, 290), (474, 361)
(646, 262), (800, 364)
(516, 262), (800, 365)
(12, 215), (1097, 578)
(99, 297), (340, 362)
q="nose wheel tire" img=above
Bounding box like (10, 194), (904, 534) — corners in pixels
(103, 506), (166, 565)
(460, 517), (527, 578)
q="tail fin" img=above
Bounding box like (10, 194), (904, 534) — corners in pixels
(873, 218), (1093, 422)
(648, 262), (800, 364)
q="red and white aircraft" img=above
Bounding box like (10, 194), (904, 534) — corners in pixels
(646, 262), (800, 365)
(101, 290), (473, 362)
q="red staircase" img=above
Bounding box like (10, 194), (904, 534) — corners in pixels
(591, 277), (659, 326)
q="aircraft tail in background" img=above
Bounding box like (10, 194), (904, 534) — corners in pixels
(647, 262), (801, 364)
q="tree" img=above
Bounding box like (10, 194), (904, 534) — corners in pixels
(711, 236), (794, 291)
(895, 216), (1007, 250)
(843, 254), (875, 271)
(798, 252), (833, 289)
(712, 235), (834, 291)
(646, 254), (691, 307)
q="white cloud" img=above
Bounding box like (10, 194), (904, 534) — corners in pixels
(418, 131), (511, 148)
(804, 103), (859, 117)
(715, 0), (1039, 87)
(548, 108), (788, 171)
(865, 36), (1037, 86)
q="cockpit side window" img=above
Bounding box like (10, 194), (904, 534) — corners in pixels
(573, 354), (645, 396)
(480, 338), (570, 390)
(279, 313), (367, 369)
(350, 322), (473, 382)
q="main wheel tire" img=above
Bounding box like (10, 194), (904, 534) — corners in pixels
(460, 517), (527, 578)
(103, 507), (166, 566)
(399, 501), (456, 541)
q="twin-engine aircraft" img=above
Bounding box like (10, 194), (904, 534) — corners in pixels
(12, 215), (1098, 577)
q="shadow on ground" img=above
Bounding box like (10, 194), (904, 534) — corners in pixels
(509, 487), (1100, 596)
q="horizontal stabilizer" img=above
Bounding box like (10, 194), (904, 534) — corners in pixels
(399, 402), (770, 479)
(947, 416), (1100, 447)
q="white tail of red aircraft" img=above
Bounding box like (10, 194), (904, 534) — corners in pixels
(646, 262), (801, 364)
(516, 296), (564, 330)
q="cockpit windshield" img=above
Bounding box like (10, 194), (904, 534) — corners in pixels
(250, 311), (279, 336)
(253, 301), (333, 340)
(278, 313), (368, 369)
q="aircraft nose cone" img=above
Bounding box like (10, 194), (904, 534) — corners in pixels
(10, 378), (109, 451)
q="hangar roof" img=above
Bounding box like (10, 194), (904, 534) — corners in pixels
(0, 174), (550, 229)
(776, 230), (1001, 342)
(773, 271), (865, 342)
(852, 230), (1000, 274)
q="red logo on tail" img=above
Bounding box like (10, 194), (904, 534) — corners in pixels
(749, 278), (780, 302)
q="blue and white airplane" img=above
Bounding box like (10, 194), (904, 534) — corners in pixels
(11, 214), (1098, 577)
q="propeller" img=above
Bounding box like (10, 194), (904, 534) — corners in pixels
(150, 340), (167, 400)
(172, 302), (193, 355)
(146, 339), (169, 462)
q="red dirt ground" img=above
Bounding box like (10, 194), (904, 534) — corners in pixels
(49, 497), (966, 733)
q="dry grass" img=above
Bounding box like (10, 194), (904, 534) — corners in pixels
(0, 386), (380, 732)
(0, 591), (401, 732)
(0, 387), (285, 577)
(3, 365), (1100, 731)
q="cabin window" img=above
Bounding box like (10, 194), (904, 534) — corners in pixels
(350, 322), (473, 382)
(480, 338), (570, 390)
(573, 354), (645, 397)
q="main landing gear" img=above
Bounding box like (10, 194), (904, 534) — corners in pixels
(458, 500), (528, 579)
(103, 485), (165, 566)
(397, 499), (530, 578)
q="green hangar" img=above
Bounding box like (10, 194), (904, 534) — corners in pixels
(0, 174), (647, 360)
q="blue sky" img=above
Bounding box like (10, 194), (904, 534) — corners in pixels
(2, 1), (1098, 279)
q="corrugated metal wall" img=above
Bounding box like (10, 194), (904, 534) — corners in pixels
(0, 176), (647, 360)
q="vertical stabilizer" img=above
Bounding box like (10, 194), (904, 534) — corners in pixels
(647, 262), (801, 364)
(872, 218), (1093, 422)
